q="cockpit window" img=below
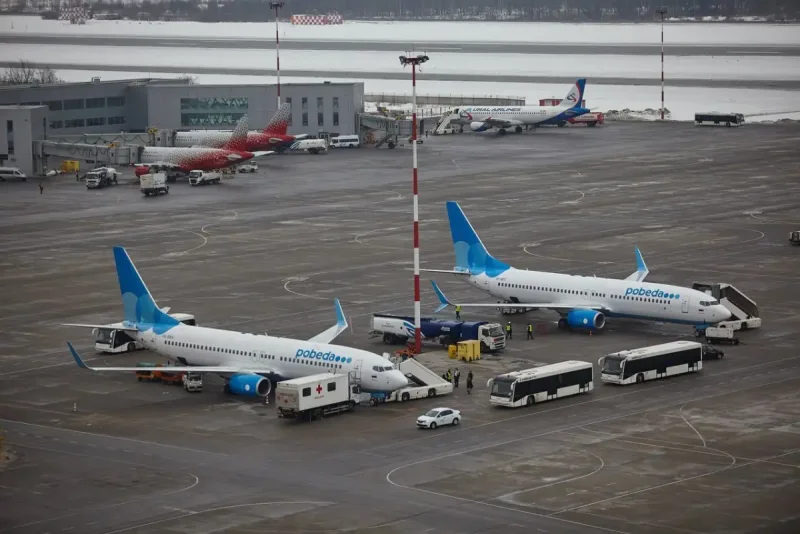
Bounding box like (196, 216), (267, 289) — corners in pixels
(699, 300), (719, 307)
(373, 365), (395, 372)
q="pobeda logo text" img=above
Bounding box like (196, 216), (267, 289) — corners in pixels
(625, 287), (680, 299)
(295, 348), (353, 364)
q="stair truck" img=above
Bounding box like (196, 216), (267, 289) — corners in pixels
(366, 356), (454, 405)
(691, 282), (761, 335)
(370, 314), (505, 352)
(276, 373), (363, 422)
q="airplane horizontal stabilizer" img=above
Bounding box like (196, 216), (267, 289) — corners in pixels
(420, 268), (471, 275)
(306, 298), (349, 344)
(67, 342), (276, 374)
(62, 323), (140, 332)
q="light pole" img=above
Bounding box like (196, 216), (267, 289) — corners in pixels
(657, 8), (667, 120)
(399, 52), (429, 355)
(269, 1), (284, 109)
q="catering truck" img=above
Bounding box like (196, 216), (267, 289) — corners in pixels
(370, 314), (505, 352)
(276, 373), (362, 421)
(140, 173), (169, 196)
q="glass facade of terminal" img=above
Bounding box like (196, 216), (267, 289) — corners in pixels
(180, 97), (249, 127)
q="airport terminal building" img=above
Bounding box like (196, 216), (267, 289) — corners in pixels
(1, 78), (365, 174)
(0, 77), (365, 135)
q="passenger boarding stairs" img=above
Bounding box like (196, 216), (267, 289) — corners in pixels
(692, 282), (761, 329)
(389, 355), (446, 387)
(433, 109), (463, 135)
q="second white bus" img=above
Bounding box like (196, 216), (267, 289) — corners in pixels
(489, 360), (593, 408)
(599, 340), (702, 385)
(94, 313), (196, 353)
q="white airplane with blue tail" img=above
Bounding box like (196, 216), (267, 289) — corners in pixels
(424, 201), (732, 332)
(64, 247), (408, 398)
(456, 79), (590, 135)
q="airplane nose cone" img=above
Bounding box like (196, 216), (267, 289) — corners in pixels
(721, 306), (732, 320)
(391, 371), (409, 390)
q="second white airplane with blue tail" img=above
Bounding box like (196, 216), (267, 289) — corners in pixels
(425, 201), (732, 332)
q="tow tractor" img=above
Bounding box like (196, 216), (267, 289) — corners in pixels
(790, 231), (800, 245)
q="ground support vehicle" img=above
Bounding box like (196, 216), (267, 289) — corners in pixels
(140, 173), (169, 196)
(276, 373), (362, 422)
(365, 357), (453, 405)
(370, 314), (505, 352)
(188, 170), (222, 185)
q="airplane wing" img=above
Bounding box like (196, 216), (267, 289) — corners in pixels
(251, 151), (275, 158)
(67, 342), (278, 375)
(430, 281), (609, 313)
(63, 323), (140, 332)
(306, 299), (349, 344)
(624, 247), (649, 283)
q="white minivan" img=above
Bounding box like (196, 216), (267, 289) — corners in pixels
(0, 167), (27, 181)
(330, 135), (360, 148)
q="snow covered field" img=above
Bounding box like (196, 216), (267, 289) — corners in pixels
(52, 70), (800, 122)
(3, 43), (798, 82)
(2, 15), (799, 46)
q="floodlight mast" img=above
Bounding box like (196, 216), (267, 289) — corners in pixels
(399, 52), (429, 354)
(270, 1), (285, 108)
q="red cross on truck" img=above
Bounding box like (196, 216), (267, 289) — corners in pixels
(316, 384), (322, 394)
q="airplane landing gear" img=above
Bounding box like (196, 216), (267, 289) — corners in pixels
(498, 129), (507, 136)
(515, 126), (523, 133)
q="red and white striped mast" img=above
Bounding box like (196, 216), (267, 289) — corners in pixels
(270, 2), (285, 108)
(657, 8), (667, 120)
(399, 52), (429, 354)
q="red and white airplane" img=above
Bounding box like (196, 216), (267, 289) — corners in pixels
(134, 116), (273, 177)
(173, 104), (307, 153)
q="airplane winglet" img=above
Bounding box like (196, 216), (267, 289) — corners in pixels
(625, 246), (650, 282)
(67, 342), (89, 369)
(431, 281), (452, 312)
(334, 298), (347, 328)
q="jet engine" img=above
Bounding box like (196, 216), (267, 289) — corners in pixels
(470, 121), (491, 132)
(227, 373), (271, 397)
(566, 309), (606, 330)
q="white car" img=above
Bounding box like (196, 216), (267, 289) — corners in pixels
(416, 407), (461, 429)
(238, 163), (258, 173)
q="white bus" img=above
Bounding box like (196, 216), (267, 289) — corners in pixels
(489, 360), (593, 408)
(599, 340), (702, 385)
(94, 313), (196, 353)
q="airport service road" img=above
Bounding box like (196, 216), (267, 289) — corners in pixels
(1, 122), (799, 534)
(3, 33), (799, 57)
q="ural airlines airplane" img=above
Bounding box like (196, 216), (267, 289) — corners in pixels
(424, 201), (732, 332)
(64, 247), (408, 398)
(134, 115), (274, 177)
(456, 79), (589, 135)
(173, 103), (307, 153)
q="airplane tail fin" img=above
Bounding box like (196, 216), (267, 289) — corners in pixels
(264, 103), (291, 135)
(446, 201), (510, 276)
(222, 115), (249, 151)
(561, 79), (586, 109)
(113, 246), (180, 329)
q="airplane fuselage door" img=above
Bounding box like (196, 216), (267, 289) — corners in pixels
(354, 359), (363, 382)
(681, 295), (690, 314)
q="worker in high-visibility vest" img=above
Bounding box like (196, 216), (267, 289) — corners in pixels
(505, 322), (513, 340)
(527, 322), (534, 340)
(455, 305), (462, 320)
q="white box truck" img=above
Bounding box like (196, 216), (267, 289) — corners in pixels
(290, 139), (328, 154)
(188, 170), (222, 186)
(140, 173), (169, 196)
(276, 373), (361, 421)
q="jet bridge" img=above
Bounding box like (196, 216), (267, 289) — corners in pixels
(692, 281), (761, 330)
(35, 140), (140, 171)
